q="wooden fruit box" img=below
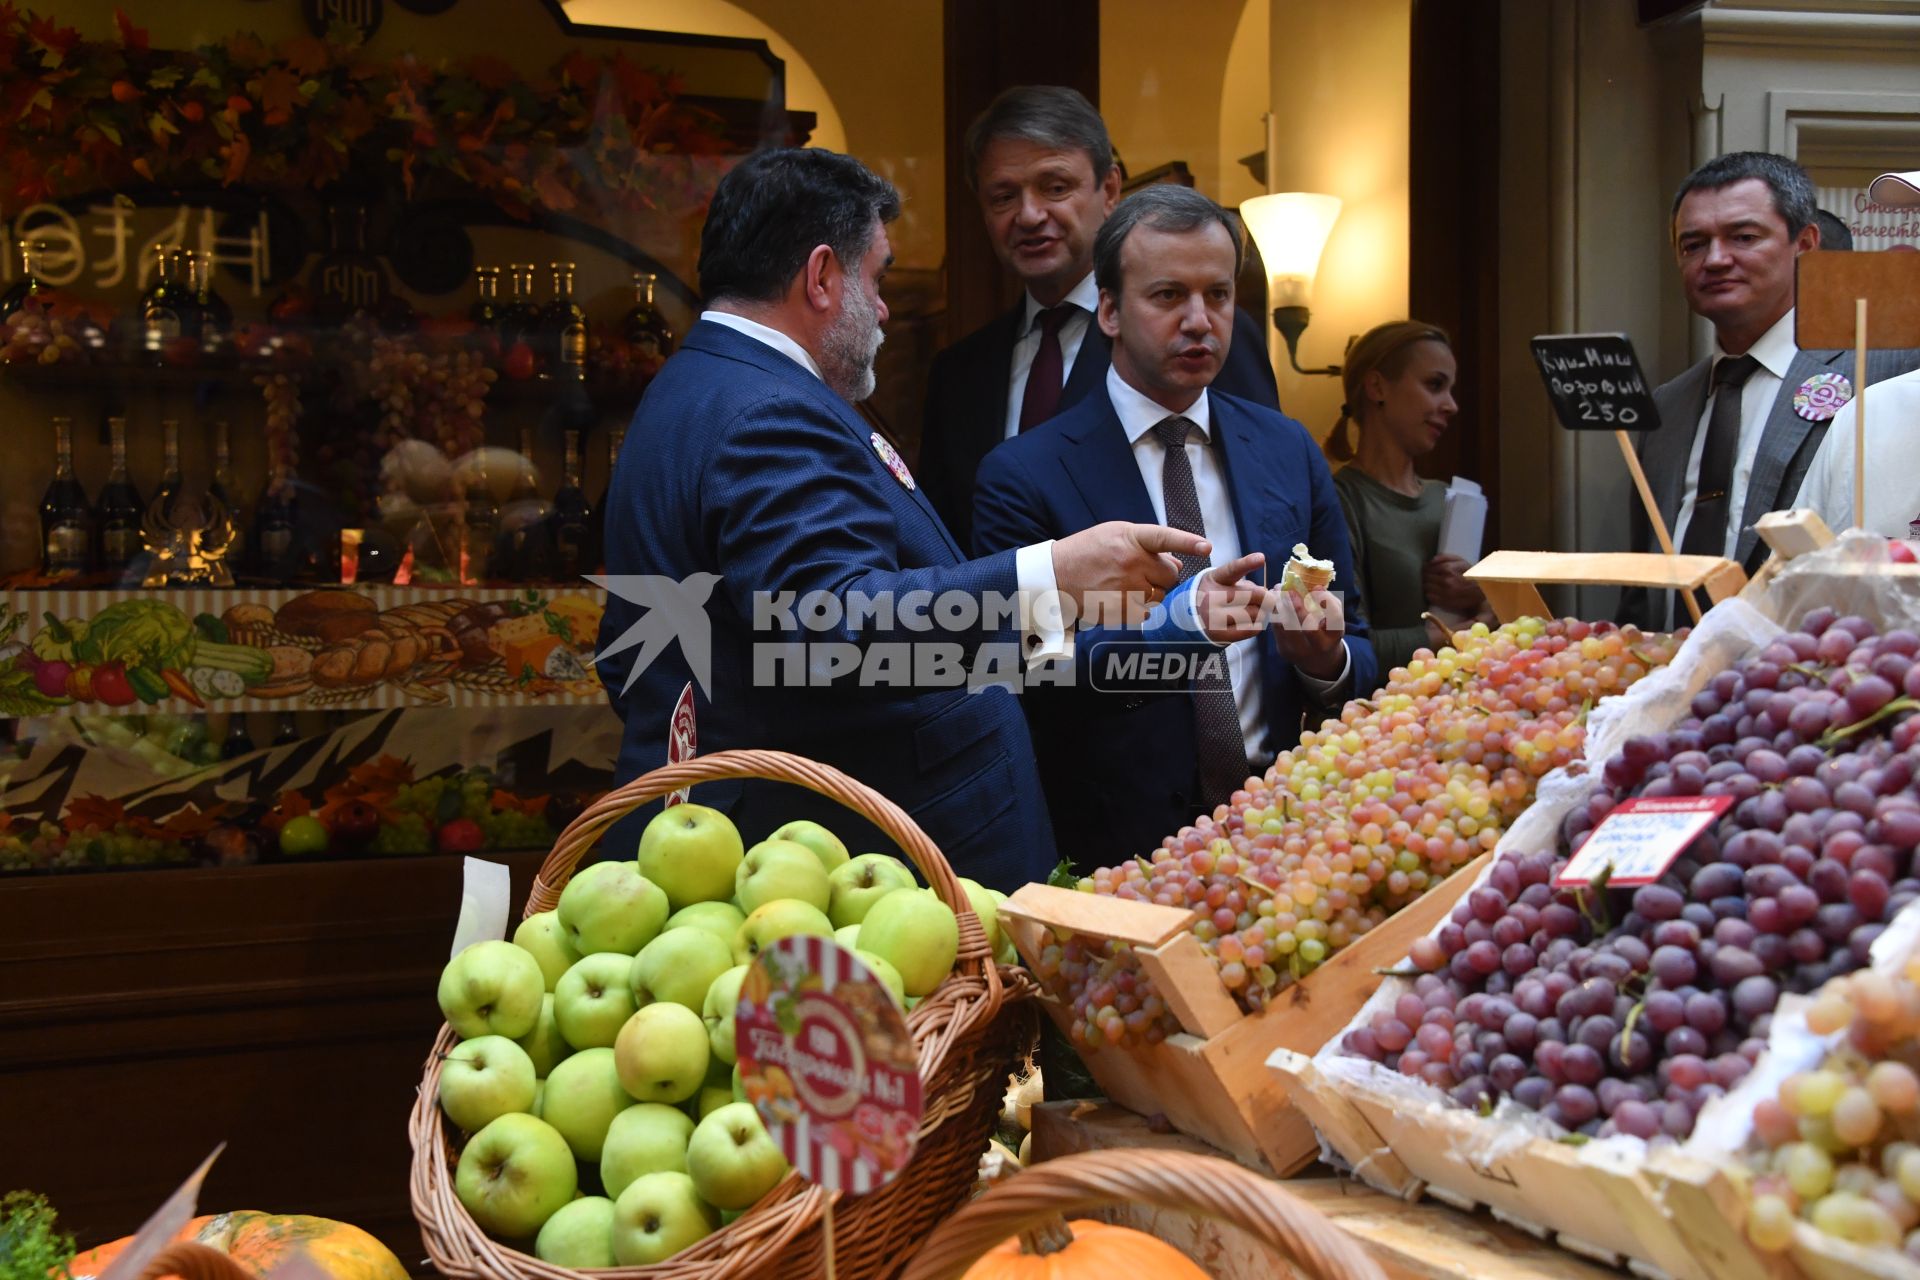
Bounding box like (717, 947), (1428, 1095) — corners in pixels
(1268, 1047), (1783, 1280)
(996, 852), (1486, 1177)
(1787, 1221), (1920, 1280)
(1465, 549), (1746, 626)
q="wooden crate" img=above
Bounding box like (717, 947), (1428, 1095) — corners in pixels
(1267, 1048), (1785, 1280)
(996, 853), (1485, 1177)
(1465, 549), (1745, 625)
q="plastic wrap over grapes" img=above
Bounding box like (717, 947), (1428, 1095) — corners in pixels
(1342, 609), (1920, 1142)
(1036, 617), (1684, 1051)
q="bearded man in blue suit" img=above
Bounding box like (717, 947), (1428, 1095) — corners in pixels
(595, 149), (1268, 890)
(974, 186), (1377, 873)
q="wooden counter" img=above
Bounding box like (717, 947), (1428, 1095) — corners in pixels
(0, 852), (547, 1268)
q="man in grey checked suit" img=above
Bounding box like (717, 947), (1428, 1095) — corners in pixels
(1621, 152), (1920, 631)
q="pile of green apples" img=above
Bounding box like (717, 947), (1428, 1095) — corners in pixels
(432, 804), (1012, 1267)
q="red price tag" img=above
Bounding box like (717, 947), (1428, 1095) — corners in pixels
(1553, 795), (1734, 888)
(735, 936), (923, 1195)
(665, 682), (696, 807)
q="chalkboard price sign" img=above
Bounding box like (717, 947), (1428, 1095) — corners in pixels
(1529, 333), (1664, 433)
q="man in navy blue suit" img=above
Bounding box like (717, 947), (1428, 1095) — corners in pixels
(595, 149), (1268, 890)
(921, 86), (1282, 551)
(974, 185), (1377, 873)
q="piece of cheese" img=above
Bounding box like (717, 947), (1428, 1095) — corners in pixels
(545, 595), (602, 647)
(504, 632), (564, 680)
(486, 613), (550, 655)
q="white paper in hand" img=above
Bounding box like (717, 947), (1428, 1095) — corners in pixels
(450, 855), (512, 958)
(1438, 476), (1487, 562)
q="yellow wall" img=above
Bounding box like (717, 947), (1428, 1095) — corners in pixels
(1265, 0), (1411, 441)
(574, 0), (946, 272)
(1218, 0), (1272, 212)
(1101, 0), (1250, 203)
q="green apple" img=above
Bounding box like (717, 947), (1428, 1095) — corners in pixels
(637, 804), (744, 910)
(687, 1102), (789, 1211)
(855, 950), (907, 1007)
(512, 911), (582, 992)
(614, 1003), (710, 1103)
(703, 965), (750, 1065)
(826, 852), (917, 929)
(533, 1194), (617, 1269)
(664, 901), (747, 948)
(453, 1112), (577, 1240)
(600, 1102), (695, 1199)
(611, 1171), (718, 1266)
(439, 1034), (538, 1133)
(554, 952), (639, 1050)
(439, 940), (546, 1040)
(732, 900), (834, 967)
(989, 889), (1019, 966)
(557, 862), (669, 956)
(515, 994), (572, 1078)
(695, 1084), (733, 1119)
(734, 839), (831, 915)
(956, 876), (1002, 949)
(833, 923), (862, 951)
(631, 928), (734, 1011)
(857, 889), (957, 997)
(766, 820), (849, 872)
(541, 1047), (635, 1161)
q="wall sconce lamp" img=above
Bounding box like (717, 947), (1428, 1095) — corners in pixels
(1239, 191), (1342, 377)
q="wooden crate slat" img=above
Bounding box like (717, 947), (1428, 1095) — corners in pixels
(1000, 881), (1196, 948)
(1466, 549), (1743, 594)
(1137, 930), (1241, 1039)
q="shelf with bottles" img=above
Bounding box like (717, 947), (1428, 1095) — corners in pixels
(0, 703), (616, 875)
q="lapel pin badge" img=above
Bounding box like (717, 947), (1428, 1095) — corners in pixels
(870, 431), (916, 491)
(1793, 371), (1853, 422)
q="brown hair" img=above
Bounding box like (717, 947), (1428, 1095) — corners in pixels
(1326, 320), (1452, 462)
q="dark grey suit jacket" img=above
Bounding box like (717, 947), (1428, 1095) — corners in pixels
(1620, 344), (1920, 629)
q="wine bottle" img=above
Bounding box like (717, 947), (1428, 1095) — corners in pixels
(0, 240), (49, 321)
(468, 265), (502, 331)
(271, 711), (300, 746)
(622, 270), (676, 363)
(40, 415), (91, 577)
(207, 418), (243, 563)
(154, 418), (184, 518)
(220, 714), (254, 760)
(96, 416), (144, 574)
(542, 261), (588, 382)
(497, 425), (553, 582)
(550, 429), (593, 582)
(461, 470), (498, 585)
(591, 427), (622, 574)
(186, 250), (232, 357)
(140, 244), (186, 360)
(498, 263), (540, 359)
(253, 461), (299, 581)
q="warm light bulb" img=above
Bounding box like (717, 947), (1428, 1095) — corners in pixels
(1239, 193), (1342, 309)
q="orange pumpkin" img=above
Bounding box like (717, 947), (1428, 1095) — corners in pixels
(67, 1213), (405, 1280)
(959, 1218), (1211, 1279)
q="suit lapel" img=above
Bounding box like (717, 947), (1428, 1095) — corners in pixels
(1646, 360), (1712, 531)
(1061, 321), (1111, 412)
(1060, 392), (1156, 525)
(1735, 348), (1844, 564)
(1210, 398), (1272, 557)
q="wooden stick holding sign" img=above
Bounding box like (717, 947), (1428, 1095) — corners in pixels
(1528, 334), (1705, 623)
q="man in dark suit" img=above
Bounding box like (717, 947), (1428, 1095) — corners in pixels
(973, 186), (1375, 871)
(596, 149), (1262, 890)
(922, 86), (1280, 550)
(1623, 151), (1920, 629)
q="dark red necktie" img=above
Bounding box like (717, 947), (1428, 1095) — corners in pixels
(1018, 305), (1074, 432)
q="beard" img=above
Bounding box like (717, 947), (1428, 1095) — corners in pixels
(821, 282), (886, 403)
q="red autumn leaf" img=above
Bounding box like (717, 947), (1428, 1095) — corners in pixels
(153, 802), (231, 841)
(465, 55), (515, 91)
(558, 50), (598, 91)
(221, 132), (250, 184)
(260, 789), (311, 835)
(348, 753), (414, 793)
(256, 66), (300, 116)
(112, 8), (148, 51)
(0, 811), (15, 837)
(531, 167), (575, 212)
(281, 34), (330, 78)
(491, 789), (550, 817)
(25, 14), (78, 60)
(66, 794), (127, 832)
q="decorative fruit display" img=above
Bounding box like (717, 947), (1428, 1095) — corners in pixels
(1341, 609), (1920, 1139)
(1742, 957), (1920, 1256)
(430, 810), (989, 1261)
(1039, 617), (1683, 1050)
(67, 1211), (407, 1280)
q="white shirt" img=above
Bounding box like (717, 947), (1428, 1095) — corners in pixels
(1671, 308), (1798, 558)
(1105, 367), (1350, 757)
(1796, 365), (1920, 537)
(701, 309), (1068, 657)
(1004, 273), (1101, 438)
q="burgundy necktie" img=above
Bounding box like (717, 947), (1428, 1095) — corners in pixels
(1018, 306), (1074, 432)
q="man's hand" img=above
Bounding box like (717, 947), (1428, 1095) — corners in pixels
(1193, 551), (1268, 644)
(1052, 521), (1206, 626)
(1273, 587), (1347, 680)
(1423, 553), (1489, 616)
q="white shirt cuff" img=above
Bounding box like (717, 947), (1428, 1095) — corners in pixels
(1294, 640), (1352, 699)
(1015, 541), (1074, 664)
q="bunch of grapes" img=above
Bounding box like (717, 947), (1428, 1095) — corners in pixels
(392, 775), (452, 820)
(0, 821), (63, 873)
(480, 807), (555, 852)
(372, 812), (431, 856)
(1, 302), (98, 365)
(1744, 960), (1920, 1256)
(255, 371), (301, 495)
(1037, 617), (1683, 1050)
(1342, 608), (1920, 1141)
(57, 824), (189, 869)
(353, 335), (495, 460)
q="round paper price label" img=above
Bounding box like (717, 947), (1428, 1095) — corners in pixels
(736, 936), (923, 1194)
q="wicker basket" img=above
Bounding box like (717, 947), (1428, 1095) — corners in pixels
(409, 749), (1041, 1280)
(133, 1243), (251, 1280)
(897, 1150), (1388, 1280)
